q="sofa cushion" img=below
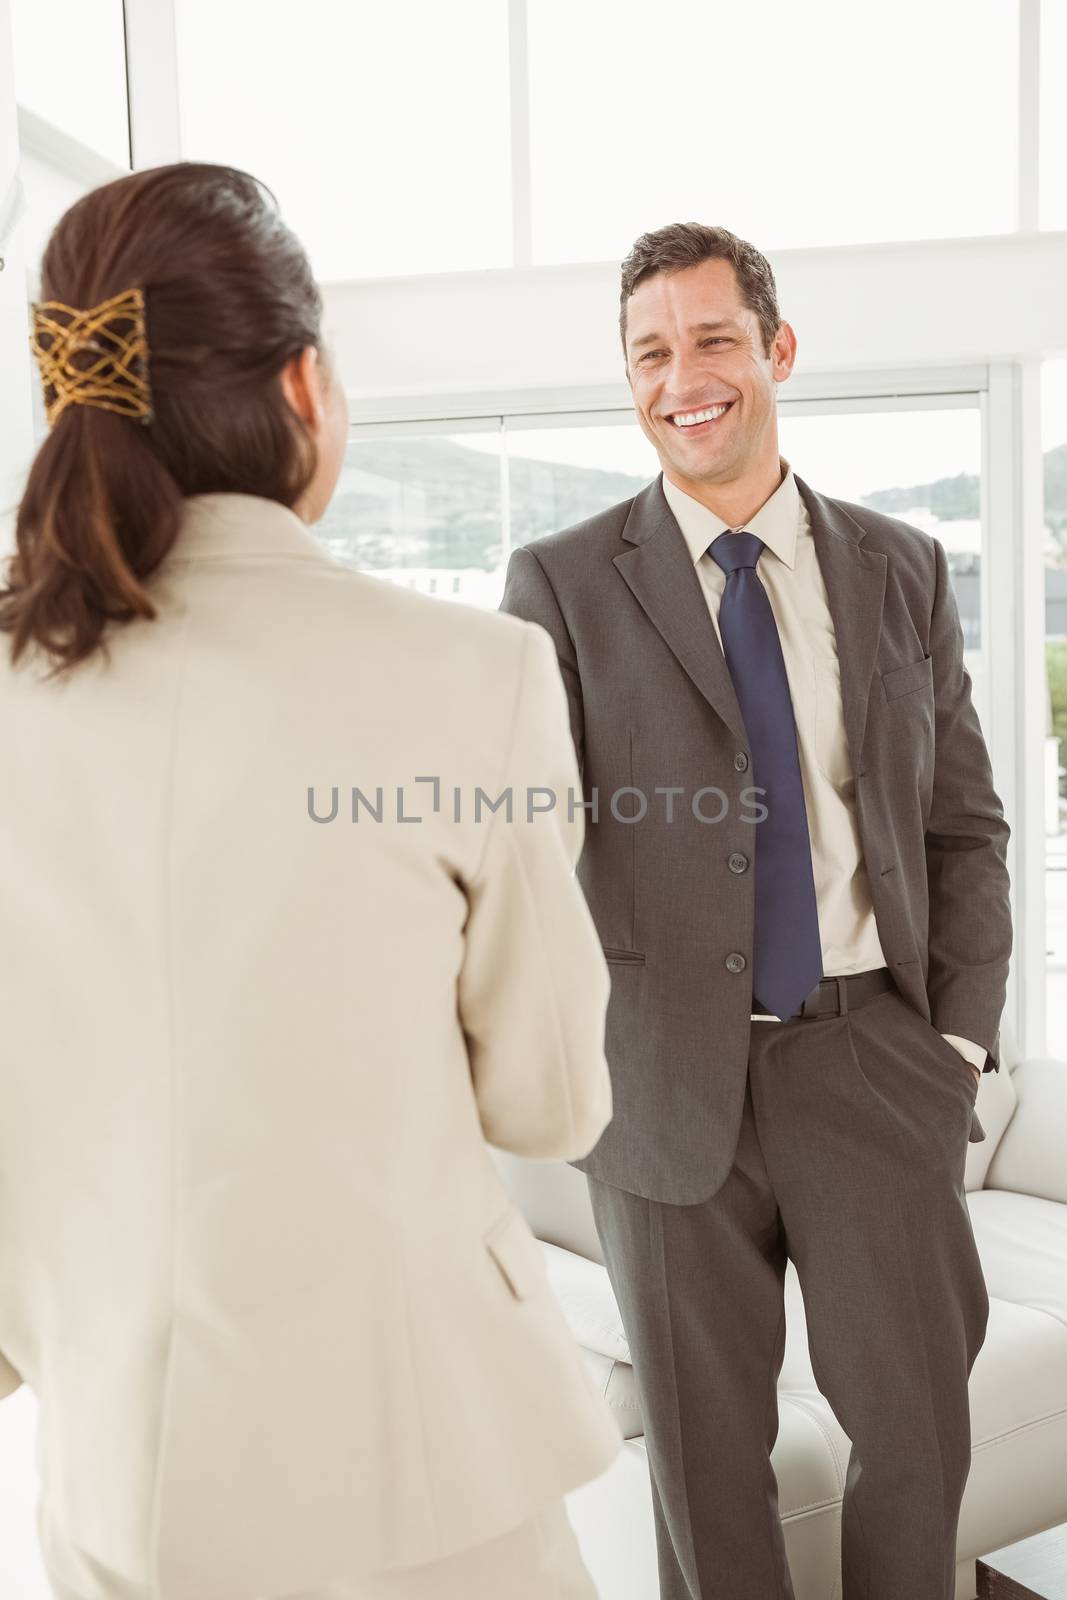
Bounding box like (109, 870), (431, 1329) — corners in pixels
(965, 1190), (1067, 1551)
(983, 1059), (1067, 1205)
(968, 1188), (1067, 1330)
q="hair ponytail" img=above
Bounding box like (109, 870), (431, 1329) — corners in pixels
(1, 402), (182, 678)
(0, 162), (324, 678)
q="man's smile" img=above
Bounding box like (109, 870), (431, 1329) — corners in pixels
(664, 401), (736, 434)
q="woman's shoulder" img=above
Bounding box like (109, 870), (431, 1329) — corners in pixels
(318, 562), (530, 659)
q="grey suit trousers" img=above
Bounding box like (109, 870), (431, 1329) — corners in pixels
(586, 983), (989, 1600)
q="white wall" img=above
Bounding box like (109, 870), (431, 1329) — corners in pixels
(0, 0), (33, 554)
(323, 231), (1067, 419)
(18, 145), (90, 285)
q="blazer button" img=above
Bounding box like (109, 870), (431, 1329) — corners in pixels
(728, 852), (749, 873)
(725, 952), (747, 973)
(734, 752), (749, 771)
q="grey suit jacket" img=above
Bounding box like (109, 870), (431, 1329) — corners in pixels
(499, 472), (1013, 1204)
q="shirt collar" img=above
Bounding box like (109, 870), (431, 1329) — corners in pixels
(661, 458), (803, 571)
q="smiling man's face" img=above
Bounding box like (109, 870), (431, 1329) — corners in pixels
(624, 257), (796, 494)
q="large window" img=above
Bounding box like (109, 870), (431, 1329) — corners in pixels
(322, 393), (986, 722)
(169, 0), (1041, 282)
(174, 0), (512, 281)
(779, 405), (984, 688)
(503, 422), (657, 547)
(526, 0), (1019, 265)
(10, 0), (130, 168)
(317, 426), (510, 606)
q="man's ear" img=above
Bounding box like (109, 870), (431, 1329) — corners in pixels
(771, 321), (797, 385)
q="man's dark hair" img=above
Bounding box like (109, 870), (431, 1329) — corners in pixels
(619, 222), (781, 362)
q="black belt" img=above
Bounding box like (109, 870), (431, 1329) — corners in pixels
(751, 966), (895, 1022)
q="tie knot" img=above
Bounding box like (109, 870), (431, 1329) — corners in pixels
(708, 529), (765, 575)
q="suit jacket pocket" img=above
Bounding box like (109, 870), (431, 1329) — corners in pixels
(484, 1207), (548, 1301)
(881, 653), (933, 702)
(600, 947), (646, 965)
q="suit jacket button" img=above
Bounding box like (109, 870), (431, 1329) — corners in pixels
(725, 952), (747, 973)
(734, 752), (749, 771)
(728, 852), (749, 873)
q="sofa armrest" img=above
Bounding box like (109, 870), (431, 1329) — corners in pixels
(540, 1241), (630, 1363)
(983, 1058), (1067, 1204)
(540, 1241), (642, 1440)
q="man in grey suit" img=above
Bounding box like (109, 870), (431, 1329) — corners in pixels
(499, 223), (1012, 1600)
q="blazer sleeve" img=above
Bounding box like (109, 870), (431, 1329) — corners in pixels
(456, 621), (611, 1160)
(925, 534), (1013, 1070)
(0, 1349), (23, 1400)
(499, 545), (585, 781)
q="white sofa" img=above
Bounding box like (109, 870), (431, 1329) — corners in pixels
(492, 1021), (1067, 1600)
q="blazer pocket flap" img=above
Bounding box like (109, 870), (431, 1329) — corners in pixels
(484, 1208), (546, 1301)
(600, 947), (646, 965)
(881, 653), (933, 701)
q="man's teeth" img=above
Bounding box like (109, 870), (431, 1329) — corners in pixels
(672, 404), (731, 428)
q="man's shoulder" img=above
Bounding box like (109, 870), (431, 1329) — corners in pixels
(799, 480), (943, 603)
(516, 483), (653, 572)
(813, 485), (940, 567)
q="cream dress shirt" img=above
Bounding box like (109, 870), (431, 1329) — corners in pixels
(661, 460), (986, 1072)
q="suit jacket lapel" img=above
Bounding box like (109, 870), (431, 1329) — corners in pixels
(613, 472), (887, 775)
(613, 477), (748, 744)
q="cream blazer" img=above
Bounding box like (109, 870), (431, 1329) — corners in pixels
(0, 492), (621, 1599)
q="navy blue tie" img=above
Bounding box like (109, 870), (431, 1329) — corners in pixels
(708, 529), (823, 1020)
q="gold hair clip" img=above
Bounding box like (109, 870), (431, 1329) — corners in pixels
(29, 286), (152, 427)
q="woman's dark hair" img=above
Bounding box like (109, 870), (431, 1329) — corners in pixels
(0, 162), (326, 678)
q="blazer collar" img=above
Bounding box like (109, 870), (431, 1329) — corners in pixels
(166, 493), (333, 564)
(613, 471), (886, 771)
